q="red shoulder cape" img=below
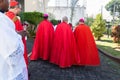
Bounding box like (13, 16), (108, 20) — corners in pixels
(50, 22), (80, 68)
(30, 20), (54, 60)
(74, 24), (100, 66)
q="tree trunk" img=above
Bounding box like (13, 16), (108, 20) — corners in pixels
(97, 37), (101, 40)
(113, 37), (118, 43)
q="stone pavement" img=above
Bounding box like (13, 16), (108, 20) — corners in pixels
(27, 38), (120, 80)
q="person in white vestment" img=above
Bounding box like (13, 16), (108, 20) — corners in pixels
(0, 0), (28, 79)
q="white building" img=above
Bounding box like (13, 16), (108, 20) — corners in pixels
(46, 6), (86, 26)
(24, 0), (86, 26)
(25, 0), (49, 13)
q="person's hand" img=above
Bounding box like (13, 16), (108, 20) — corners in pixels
(17, 30), (27, 37)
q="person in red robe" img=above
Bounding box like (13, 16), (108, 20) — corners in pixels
(6, 0), (28, 66)
(74, 18), (100, 66)
(30, 14), (54, 60)
(50, 16), (80, 68)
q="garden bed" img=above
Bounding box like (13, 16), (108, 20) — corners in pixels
(95, 35), (120, 58)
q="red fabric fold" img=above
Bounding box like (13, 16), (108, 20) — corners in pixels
(74, 24), (100, 66)
(50, 22), (80, 68)
(30, 20), (54, 60)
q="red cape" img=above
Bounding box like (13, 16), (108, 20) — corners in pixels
(50, 22), (80, 68)
(74, 24), (100, 66)
(30, 20), (54, 60)
(6, 11), (28, 66)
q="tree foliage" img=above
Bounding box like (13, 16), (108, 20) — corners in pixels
(105, 0), (120, 17)
(111, 25), (120, 43)
(50, 19), (58, 26)
(19, 12), (43, 37)
(85, 17), (94, 26)
(20, 12), (43, 26)
(91, 14), (106, 40)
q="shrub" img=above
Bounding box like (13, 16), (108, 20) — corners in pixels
(50, 19), (58, 26)
(91, 14), (106, 40)
(20, 12), (43, 26)
(20, 12), (44, 37)
(111, 25), (120, 43)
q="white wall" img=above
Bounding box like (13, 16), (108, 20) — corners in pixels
(25, 0), (38, 12)
(25, 0), (86, 26)
(46, 6), (85, 26)
(25, 0), (49, 13)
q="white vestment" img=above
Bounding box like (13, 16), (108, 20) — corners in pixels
(0, 12), (28, 80)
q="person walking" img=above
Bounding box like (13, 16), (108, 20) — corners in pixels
(30, 14), (54, 60)
(74, 18), (100, 66)
(50, 16), (80, 68)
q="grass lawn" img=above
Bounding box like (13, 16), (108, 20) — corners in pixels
(95, 35), (120, 58)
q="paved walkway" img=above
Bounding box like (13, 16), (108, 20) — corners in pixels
(27, 38), (120, 80)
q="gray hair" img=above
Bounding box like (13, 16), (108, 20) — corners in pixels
(62, 16), (68, 22)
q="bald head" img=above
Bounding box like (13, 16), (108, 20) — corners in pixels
(0, 0), (9, 12)
(62, 16), (68, 22)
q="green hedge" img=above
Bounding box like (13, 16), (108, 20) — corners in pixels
(50, 19), (58, 26)
(19, 12), (58, 38)
(19, 12), (44, 38)
(20, 12), (43, 26)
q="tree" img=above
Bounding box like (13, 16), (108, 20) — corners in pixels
(111, 25), (120, 44)
(85, 17), (94, 26)
(91, 14), (106, 40)
(70, 0), (79, 23)
(105, 0), (120, 18)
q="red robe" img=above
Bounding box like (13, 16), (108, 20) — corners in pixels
(6, 11), (28, 66)
(50, 22), (80, 68)
(74, 24), (100, 66)
(30, 19), (54, 60)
